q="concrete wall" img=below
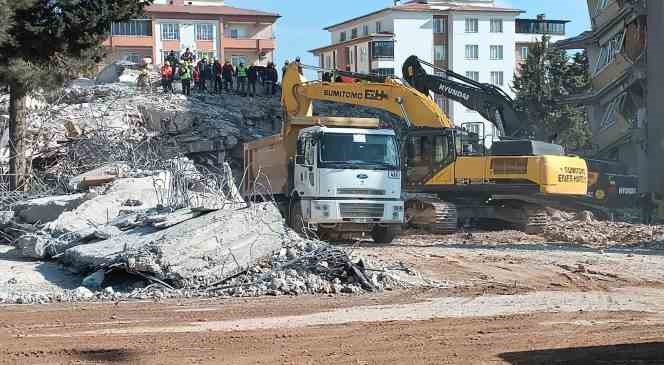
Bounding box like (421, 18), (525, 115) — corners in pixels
(647, 0), (664, 194)
(393, 11), (434, 78)
(449, 12), (518, 136)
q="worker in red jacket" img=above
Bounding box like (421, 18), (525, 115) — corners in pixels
(160, 61), (173, 93)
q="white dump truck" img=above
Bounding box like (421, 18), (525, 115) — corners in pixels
(243, 116), (404, 243)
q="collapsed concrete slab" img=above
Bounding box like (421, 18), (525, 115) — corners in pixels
(62, 203), (285, 288)
(46, 175), (166, 235)
(13, 194), (88, 224)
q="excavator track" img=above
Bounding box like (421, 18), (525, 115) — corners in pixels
(406, 197), (458, 234)
(521, 207), (550, 234)
(429, 202), (459, 234)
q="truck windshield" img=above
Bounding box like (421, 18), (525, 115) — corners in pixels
(319, 133), (399, 169)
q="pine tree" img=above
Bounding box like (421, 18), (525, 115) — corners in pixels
(513, 36), (592, 154)
(0, 0), (152, 190)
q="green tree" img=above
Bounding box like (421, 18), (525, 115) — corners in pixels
(513, 37), (592, 154)
(0, 0), (152, 190)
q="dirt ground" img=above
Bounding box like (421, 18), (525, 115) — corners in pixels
(3, 231), (664, 364)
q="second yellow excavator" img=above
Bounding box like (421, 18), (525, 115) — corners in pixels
(280, 62), (588, 233)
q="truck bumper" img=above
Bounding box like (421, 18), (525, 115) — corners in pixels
(304, 199), (404, 225)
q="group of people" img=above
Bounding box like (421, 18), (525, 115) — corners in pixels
(160, 48), (279, 97)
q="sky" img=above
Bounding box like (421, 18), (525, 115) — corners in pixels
(225, 0), (591, 70)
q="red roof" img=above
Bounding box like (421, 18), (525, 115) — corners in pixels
(324, 1), (522, 30)
(147, 4), (280, 18)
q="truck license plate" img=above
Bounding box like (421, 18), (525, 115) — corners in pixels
(352, 218), (369, 224)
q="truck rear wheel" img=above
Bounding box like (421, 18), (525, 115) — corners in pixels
(371, 226), (400, 244)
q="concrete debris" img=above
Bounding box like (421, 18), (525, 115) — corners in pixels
(45, 174), (167, 235)
(544, 211), (664, 247)
(81, 270), (105, 290)
(13, 193), (87, 224)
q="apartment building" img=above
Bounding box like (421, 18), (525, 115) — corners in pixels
(310, 0), (566, 137)
(556, 0), (656, 190)
(103, 0), (279, 67)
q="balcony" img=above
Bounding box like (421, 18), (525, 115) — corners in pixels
(103, 35), (153, 48)
(223, 38), (276, 50)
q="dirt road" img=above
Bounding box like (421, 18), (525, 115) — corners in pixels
(4, 231), (664, 364)
(3, 287), (664, 364)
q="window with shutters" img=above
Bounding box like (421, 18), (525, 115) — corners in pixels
(465, 18), (478, 33)
(490, 19), (503, 33)
(465, 71), (479, 82)
(490, 45), (503, 60)
(490, 71), (504, 86)
(465, 45), (479, 59)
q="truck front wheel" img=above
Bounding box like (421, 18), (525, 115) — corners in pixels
(371, 225), (400, 244)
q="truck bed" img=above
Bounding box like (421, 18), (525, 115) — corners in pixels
(243, 133), (290, 196)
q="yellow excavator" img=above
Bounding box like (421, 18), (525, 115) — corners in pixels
(281, 61), (588, 233)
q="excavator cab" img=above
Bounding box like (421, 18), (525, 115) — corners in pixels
(403, 128), (457, 188)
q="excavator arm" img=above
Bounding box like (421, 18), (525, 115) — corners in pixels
(281, 62), (453, 129)
(402, 55), (526, 137)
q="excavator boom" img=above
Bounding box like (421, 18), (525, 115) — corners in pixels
(281, 62), (452, 129)
(402, 55), (526, 137)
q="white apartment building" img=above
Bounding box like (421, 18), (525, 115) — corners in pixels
(311, 0), (569, 138)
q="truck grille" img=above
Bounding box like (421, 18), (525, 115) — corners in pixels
(340, 203), (385, 218)
(337, 188), (386, 196)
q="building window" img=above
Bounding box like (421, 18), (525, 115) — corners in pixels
(351, 28), (358, 39)
(466, 71), (479, 82)
(600, 93), (627, 131)
(490, 71), (504, 86)
(376, 21), (382, 33)
(434, 45), (448, 61)
(490, 45), (504, 60)
(349, 48), (354, 64)
(161, 23), (180, 40)
(490, 19), (503, 33)
(363, 24), (369, 36)
(465, 18), (479, 33)
(196, 23), (213, 41)
(112, 19), (152, 36)
(325, 55), (332, 69)
(360, 47), (368, 63)
(520, 46), (529, 60)
(374, 68), (394, 77)
(593, 30), (625, 75)
(591, 0), (612, 17)
(434, 17), (448, 33)
(465, 45), (479, 60)
(124, 52), (141, 63)
(371, 40), (394, 59)
(231, 55), (248, 66)
(340, 31), (347, 42)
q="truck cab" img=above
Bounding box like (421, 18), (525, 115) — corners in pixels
(291, 126), (404, 242)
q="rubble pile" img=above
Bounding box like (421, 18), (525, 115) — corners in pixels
(0, 74), (413, 305)
(544, 211), (664, 247)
